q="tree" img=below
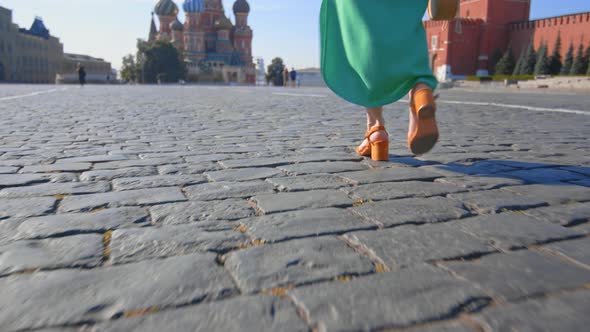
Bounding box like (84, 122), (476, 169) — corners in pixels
(488, 48), (503, 75)
(520, 41), (537, 75)
(548, 32), (562, 75)
(561, 42), (574, 75)
(120, 54), (139, 83)
(582, 45), (590, 75)
(570, 43), (587, 75)
(513, 49), (525, 76)
(494, 47), (515, 75)
(139, 40), (186, 83)
(534, 42), (550, 75)
(266, 57), (285, 86)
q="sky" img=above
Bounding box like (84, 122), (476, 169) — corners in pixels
(2, 0), (590, 72)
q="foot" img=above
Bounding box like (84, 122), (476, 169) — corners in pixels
(356, 129), (389, 156)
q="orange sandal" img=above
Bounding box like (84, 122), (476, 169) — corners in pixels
(408, 88), (439, 156)
(356, 125), (389, 161)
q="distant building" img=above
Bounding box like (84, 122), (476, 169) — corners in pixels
(0, 6), (63, 83)
(150, 0), (255, 84)
(424, 0), (590, 80)
(56, 53), (113, 84)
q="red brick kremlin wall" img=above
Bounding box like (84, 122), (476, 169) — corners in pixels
(424, 0), (590, 78)
(509, 13), (590, 60)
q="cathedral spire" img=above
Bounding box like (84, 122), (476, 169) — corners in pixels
(149, 12), (157, 42)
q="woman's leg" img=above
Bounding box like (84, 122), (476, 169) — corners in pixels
(357, 107), (388, 152)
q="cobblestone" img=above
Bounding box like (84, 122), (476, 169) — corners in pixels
(253, 189), (354, 214)
(15, 207), (149, 239)
(150, 200), (254, 225)
(224, 237), (375, 293)
(241, 208), (374, 243)
(288, 265), (489, 331)
(0, 181), (110, 198)
(110, 226), (249, 264)
(352, 197), (469, 227)
(0, 253), (236, 331)
(183, 181), (275, 201)
(99, 295), (307, 332)
(446, 213), (583, 250)
(0, 234), (103, 276)
(59, 188), (187, 213)
(442, 250), (590, 301)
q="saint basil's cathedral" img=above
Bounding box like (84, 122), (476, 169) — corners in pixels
(150, 0), (255, 84)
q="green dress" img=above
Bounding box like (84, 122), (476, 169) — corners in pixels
(320, 0), (438, 108)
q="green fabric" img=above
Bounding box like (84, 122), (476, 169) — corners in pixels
(320, 0), (438, 107)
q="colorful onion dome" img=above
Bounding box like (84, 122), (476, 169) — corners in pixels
(183, 0), (205, 13)
(154, 0), (179, 16)
(233, 0), (250, 14)
(215, 16), (233, 30)
(170, 18), (184, 31)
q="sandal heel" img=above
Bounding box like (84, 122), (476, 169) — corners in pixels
(371, 141), (389, 161)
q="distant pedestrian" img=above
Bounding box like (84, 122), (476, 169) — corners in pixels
(76, 63), (86, 87)
(290, 67), (297, 88)
(283, 67), (290, 87)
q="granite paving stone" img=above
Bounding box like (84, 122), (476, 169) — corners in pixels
(475, 291), (590, 332)
(98, 295), (308, 332)
(522, 202), (590, 227)
(0, 253), (236, 331)
(158, 163), (221, 175)
(408, 321), (478, 332)
(184, 154), (233, 163)
(0, 173), (49, 188)
(220, 157), (294, 169)
(443, 250), (590, 301)
(253, 189), (354, 214)
(224, 237), (375, 293)
(59, 187), (187, 213)
(337, 167), (441, 185)
(241, 208), (375, 243)
(112, 175), (207, 191)
(92, 158), (184, 170)
(15, 207), (149, 239)
(110, 226), (249, 264)
(352, 197), (470, 228)
(446, 213), (583, 250)
(288, 265), (489, 331)
(348, 181), (467, 202)
(292, 152), (363, 163)
(19, 162), (92, 173)
(278, 161), (368, 175)
(55, 155), (129, 163)
(183, 181), (275, 201)
(435, 175), (525, 190)
(0, 166), (18, 174)
(0, 197), (56, 219)
(448, 189), (548, 214)
(0, 181), (110, 198)
(80, 167), (158, 182)
(266, 174), (350, 192)
(0, 234), (104, 276)
(543, 237), (590, 267)
(343, 224), (494, 269)
(150, 199), (254, 225)
(500, 168), (586, 184)
(205, 168), (282, 182)
(501, 184), (590, 205)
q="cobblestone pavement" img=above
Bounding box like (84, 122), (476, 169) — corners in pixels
(1, 84), (589, 332)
